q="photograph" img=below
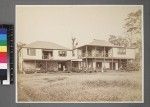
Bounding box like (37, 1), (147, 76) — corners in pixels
(16, 5), (143, 103)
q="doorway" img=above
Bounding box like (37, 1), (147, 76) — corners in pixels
(58, 62), (67, 71)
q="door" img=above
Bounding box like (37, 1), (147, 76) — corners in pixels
(58, 62), (67, 71)
(96, 62), (102, 69)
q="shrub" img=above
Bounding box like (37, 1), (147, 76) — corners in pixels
(87, 67), (94, 73)
(125, 62), (140, 72)
(95, 68), (102, 72)
(24, 69), (36, 74)
(71, 67), (82, 73)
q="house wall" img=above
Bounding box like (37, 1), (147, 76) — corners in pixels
(22, 48), (72, 60)
(22, 48), (42, 59)
(53, 50), (72, 60)
(71, 49), (82, 59)
(112, 48), (135, 59)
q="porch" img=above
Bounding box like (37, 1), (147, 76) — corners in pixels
(77, 45), (113, 58)
(71, 59), (128, 72)
(22, 60), (71, 73)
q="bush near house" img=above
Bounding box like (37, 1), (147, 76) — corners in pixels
(24, 69), (36, 74)
(71, 67), (103, 73)
(71, 67), (82, 73)
(125, 62), (140, 72)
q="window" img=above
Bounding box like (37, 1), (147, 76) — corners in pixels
(27, 48), (36, 56)
(58, 51), (67, 57)
(72, 50), (75, 57)
(118, 48), (126, 55)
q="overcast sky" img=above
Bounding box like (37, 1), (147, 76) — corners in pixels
(16, 5), (142, 48)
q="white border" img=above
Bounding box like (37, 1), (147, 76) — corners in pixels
(15, 5), (144, 103)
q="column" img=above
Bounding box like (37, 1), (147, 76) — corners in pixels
(112, 59), (114, 70)
(22, 60), (25, 74)
(116, 62), (118, 70)
(93, 60), (96, 70)
(46, 61), (47, 72)
(85, 46), (88, 68)
(103, 47), (106, 72)
(35, 60), (36, 73)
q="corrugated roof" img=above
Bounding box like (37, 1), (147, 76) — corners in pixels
(23, 41), (70, 50)
(77, 39), (122, 48)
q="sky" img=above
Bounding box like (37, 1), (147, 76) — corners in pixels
(16, 5), (142, 48)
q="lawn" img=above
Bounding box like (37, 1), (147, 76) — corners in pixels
(17, 71), (142, 102)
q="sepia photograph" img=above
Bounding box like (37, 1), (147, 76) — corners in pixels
(16, 5), (143, 103)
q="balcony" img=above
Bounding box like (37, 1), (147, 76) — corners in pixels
(80, 52), (112, 58)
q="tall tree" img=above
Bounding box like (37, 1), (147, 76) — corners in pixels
(124, 9), (142, 69)
(124, 9), (142, 46)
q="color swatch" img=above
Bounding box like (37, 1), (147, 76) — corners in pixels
(0, 28), (7, 80)
(0, 24), (14, 85)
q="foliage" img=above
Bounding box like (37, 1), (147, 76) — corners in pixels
(17, 42), (26, 73)
(124, 9), (142, 46)
(124, 9), (142, 34)
(125, 62), (140, 72)
(17, 42), (26, 53)
(108, 35), (129, 47)
(24, 69), (36, 74)
(71, 67), (82, 73)
(72, 37), (78, 56)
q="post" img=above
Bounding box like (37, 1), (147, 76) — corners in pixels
(77, 49), (78, 58)
(86, 46), (88, 69)
(111, 48), (113, 70)
(46, 61), (47, 72)
(111, 59), (113, 70)
(103, 47), (106, 72)
(22, 60), (25, 74)
(116, 61), (118, 70)
(112, 59), (114, 70)
(94, 46), (96, 71)
(71, 60), (72, 72)
(35, 60), (36, 73)
(119, 59), (121, 70)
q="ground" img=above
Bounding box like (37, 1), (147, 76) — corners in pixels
(17, 71), (142, 102)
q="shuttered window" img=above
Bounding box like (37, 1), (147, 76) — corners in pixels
(118, 48), (126, 55)
(27, 48), (36, 56)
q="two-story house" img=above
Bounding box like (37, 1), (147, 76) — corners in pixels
(19, 41), (72, 73)
(19, 39), (135, 73)
(71, 39), (135, 72)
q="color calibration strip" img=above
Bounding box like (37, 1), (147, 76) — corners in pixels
(0, 28), (7, 82)
(0, 24), (14, 85)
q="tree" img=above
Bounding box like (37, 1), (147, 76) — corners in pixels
(71, 37), (78, 56)
(17, 42), (26, 73)
(108, 35), (129, 47)
(124, 9), (142, 71)
(124, 9), (142, 46)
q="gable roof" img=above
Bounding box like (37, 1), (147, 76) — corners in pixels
(23, 41), (70, 50)
(77, 39), (123, 48)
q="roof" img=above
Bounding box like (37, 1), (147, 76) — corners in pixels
(77, 39), (122, 48)
(23, 41), (70, 50)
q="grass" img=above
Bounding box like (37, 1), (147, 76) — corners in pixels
(17, 71), (142, 102)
